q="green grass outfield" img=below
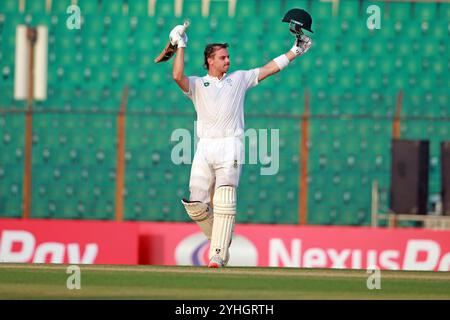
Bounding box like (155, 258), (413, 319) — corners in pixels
(0, 264), (449, 299)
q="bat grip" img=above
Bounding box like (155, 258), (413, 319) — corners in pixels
(180, 21), (190, 35)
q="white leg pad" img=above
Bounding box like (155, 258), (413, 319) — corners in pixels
(181, 199), (214, 240)
(209, 186), (236, 262)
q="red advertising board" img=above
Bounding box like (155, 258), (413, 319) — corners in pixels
(139, 222), (450, 271)
(1, 218), (449, 271)
(0, 218), (139, 264)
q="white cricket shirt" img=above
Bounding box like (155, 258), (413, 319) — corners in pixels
(184, 69), (260, 139)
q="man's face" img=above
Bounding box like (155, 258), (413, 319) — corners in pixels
(208, 48), (230, 74)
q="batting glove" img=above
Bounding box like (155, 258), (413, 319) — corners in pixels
(169, 25), (188, 48)
(178, 33), (188, 48)
(290, 35), (312, 56)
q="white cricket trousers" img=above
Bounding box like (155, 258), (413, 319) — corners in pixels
(189, 136), (244, 204)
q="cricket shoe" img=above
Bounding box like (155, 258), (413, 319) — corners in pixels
(208, 238), (232, 267)
(211, 245), (231, 267)
(208, 254), (225, 268)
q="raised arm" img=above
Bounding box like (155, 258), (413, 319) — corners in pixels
(170, 25), (190, 92)
(258, 35), (312, 83)
(173, 47), (189, 92)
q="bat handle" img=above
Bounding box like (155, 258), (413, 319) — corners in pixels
(180, 20), (190, 35)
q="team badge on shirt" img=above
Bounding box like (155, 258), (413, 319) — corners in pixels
(203, 82), (210, 87)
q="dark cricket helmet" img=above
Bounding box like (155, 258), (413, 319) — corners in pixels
(282, 8), (314, 34)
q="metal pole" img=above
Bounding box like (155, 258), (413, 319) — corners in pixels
(115, 85), (129, 221)
(299, 89), (310, 225)
(371, 180), (379, 227)
(22, 27), (37, 219)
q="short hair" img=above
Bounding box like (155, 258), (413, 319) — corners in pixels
(203, 43), (229, 70)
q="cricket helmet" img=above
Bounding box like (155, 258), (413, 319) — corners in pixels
(282, 8), (314, 34)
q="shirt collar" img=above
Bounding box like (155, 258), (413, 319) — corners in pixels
(205, 73), (227, 82)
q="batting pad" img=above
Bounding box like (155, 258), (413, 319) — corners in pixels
(181, 199), (214, 240)
(209, 186), (236, 262)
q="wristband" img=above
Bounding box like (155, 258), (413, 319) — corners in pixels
(273, 54), (290, 70)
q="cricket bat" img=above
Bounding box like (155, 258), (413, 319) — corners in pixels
(154, 21), (190, 64)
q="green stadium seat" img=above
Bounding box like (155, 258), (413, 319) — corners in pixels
(1, 14), (24, 55)
(261, 0), (282, 19)
(283, 0), (309, 12)
(336, 36), (361, 55)
(106, 14), (130, 36)
(128, 0), (147, 16)
(403, 20), (424, 39)
(0, 114), (25, 217)
(387, 1), (411, 21)
(215, 17), (237, 37)
(187, 16), (213, 37)
(315, 37), (335, 55)
(24, 12), (50, 25)
(436, 88), (449, 110)
(102, 0), (125, 15)
(349, 16), (371, 39)
(25, 0), (46, 14)
(209, 0), (229, 18)
(77, 0), (100, 15)
(155, 0), (175, 17)
(313, 17), (338, 39)
(235, 0), (257, 18)
(413, 2), (437, 21)
(338, 0), (360, 20)
(183, 0), (201, 17)
(50, 0), (73, 13)
(442, 2), (450, 20)
(311, 0), (333, 20)
(3, 0), (21, 13)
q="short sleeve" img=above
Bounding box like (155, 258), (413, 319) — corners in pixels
(183, 76), (199, 99)
(243, 68), (260, 90)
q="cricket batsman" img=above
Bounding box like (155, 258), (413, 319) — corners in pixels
(169, 9), (313, 268)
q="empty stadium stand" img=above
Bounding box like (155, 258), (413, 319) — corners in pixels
(0, 0), (448, 226)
